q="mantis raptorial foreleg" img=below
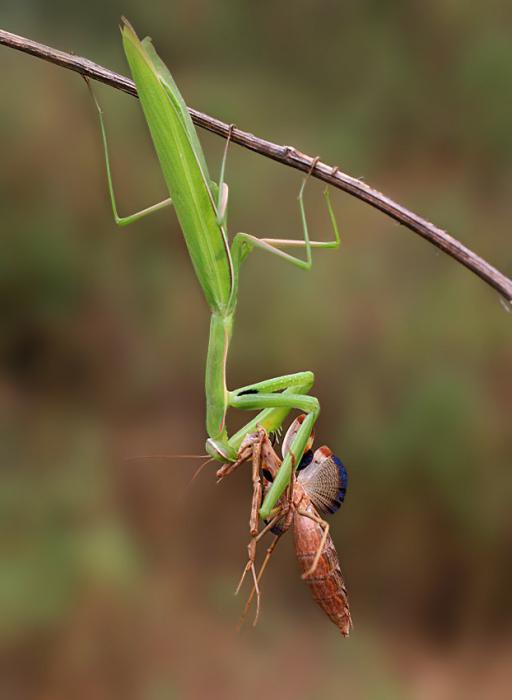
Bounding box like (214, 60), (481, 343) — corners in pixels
(226, 373), (320, 519)
(87, 80), (173, 226)
(208, 370), (316, 458)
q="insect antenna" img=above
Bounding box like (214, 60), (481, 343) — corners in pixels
(187, 456), (215, 487)
(123, 453), (214, 488)
(124, 453), (210, 461)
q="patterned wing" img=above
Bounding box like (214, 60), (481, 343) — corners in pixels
(297, 446), (348, 515)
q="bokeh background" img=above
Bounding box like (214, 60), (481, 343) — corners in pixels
(1, 2), (511, 698)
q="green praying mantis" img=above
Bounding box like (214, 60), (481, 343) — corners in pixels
(92, 19), (341, 521)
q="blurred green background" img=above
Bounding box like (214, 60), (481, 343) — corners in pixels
(1, 1), (511, 698)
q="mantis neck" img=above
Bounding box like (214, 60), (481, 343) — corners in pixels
(205, 310), (235, 444)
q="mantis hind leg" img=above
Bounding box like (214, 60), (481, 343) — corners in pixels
(87, 79), (173, 226)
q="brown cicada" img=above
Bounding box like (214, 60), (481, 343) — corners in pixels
(217, 415), (352, 636)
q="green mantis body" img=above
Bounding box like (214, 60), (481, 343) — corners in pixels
(95, 20), (340, 520)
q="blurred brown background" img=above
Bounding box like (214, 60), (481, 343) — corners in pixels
(1, 1), (511, 699)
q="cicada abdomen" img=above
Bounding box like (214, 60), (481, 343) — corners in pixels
(294, 443), (352, 636)
(293, 499), (352, 636)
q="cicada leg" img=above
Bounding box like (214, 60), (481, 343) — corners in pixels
(233, 431), (264, 616)
(237, 532), (282, 631)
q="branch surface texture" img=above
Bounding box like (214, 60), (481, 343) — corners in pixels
(1, 28), (511, 302)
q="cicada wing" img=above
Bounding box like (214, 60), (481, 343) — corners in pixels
(297, 446), (348, 516)
(293, 502), (352, 636)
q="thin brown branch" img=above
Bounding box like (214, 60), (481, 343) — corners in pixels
(1, 27), (511, 302)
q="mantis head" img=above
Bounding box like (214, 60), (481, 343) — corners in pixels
(205, 437), (236, 462)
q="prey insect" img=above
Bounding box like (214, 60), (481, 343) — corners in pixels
(217, 415), (352, 636)
(90, 19), (341, 521)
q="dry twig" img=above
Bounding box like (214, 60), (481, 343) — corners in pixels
(0, 27), (511, 302)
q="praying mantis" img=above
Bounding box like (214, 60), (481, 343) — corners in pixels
(92, 19), (341, 521)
